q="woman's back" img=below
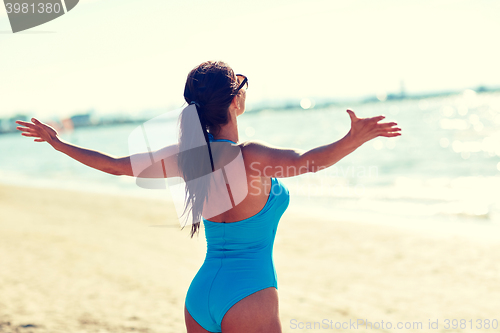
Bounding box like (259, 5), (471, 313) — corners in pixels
(186, 168), (290, 332)
(202, 134), (282, 224)
(203, 176), (290, 250)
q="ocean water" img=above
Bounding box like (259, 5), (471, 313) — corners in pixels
(2, 91), (500, 240)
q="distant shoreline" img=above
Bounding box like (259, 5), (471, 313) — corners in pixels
(2, 86), (499, 136)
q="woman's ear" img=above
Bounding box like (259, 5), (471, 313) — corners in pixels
(231, 95), (240, 110)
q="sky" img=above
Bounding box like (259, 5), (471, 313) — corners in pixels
(1, 0), (500, 118)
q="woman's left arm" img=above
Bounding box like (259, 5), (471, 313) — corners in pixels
(16, 118), (179, 177)
(16, 118), (125, 175)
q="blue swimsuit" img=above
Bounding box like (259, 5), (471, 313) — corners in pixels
(184, 136), (290, 332)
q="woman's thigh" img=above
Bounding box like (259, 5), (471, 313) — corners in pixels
(221, 287), (282, 333)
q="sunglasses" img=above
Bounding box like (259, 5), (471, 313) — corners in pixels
(234, 74), (248, 93)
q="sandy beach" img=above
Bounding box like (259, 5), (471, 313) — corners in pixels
(1, 183), (500, 333)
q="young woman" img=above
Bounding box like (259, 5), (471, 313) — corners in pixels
(16, 60), (401, 333)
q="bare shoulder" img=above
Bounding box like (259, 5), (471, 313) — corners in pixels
(240, 139), (282, 154)
(238, 139), (305, 178)
(239, 139), (278, 162)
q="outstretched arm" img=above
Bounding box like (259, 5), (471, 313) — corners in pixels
(242, 109), (401, 178)
(15, 118), (179, 177)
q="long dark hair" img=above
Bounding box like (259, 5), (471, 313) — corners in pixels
(178, 60), (240, 238)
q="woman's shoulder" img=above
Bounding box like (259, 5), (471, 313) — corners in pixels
(238, 139), (305, 179)
(239, 139), (277, 155)
(239, 140), (290, 178)
(239, 139), (273, 161)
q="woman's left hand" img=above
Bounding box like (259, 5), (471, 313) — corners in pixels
(15, 118), (60, 146)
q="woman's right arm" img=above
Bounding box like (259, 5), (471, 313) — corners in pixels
(241, 109), (401, 178)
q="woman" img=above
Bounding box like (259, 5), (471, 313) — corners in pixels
(16, 60), (401, 333)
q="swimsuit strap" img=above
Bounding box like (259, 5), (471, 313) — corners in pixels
(207, 132), (237, 144)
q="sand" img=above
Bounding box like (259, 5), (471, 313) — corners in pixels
(1, 183), (499, 333)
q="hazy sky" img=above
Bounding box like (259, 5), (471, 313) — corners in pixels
(1, 0), (499, 117)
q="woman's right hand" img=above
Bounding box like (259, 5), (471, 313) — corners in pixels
(15, 118), (60, 146)
(346, 109), (401, 147)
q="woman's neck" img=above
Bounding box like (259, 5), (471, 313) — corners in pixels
(212, 112), (239, 143)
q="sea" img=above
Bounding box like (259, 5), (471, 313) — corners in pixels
(2, 91), (500, 242)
